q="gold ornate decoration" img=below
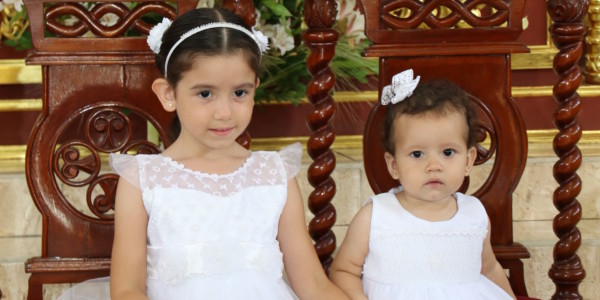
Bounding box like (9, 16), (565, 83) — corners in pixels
(512, 13), (558, 70)
(0, 2), (29, 41)
(0, 59), (41, 84)
(0, 98), (42, 111)
(586, 0), (600, 83)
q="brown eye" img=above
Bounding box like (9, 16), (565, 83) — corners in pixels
(234, 89), (248, 97)
(198, 90), (211, 99)
(410, 151), (423, 158)
(443, 149), (456, 157)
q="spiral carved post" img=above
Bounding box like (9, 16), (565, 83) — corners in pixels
(547, 0), (588, 299)
(302, 0), (339, 271)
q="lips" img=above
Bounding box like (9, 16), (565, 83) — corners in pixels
(426, 179), (443, 186)
(209, 127), (234, 136)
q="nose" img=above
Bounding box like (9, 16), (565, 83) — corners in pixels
(426, 155), (442, 172)
(214, 98), (232, 120)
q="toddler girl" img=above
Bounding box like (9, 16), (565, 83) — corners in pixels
(329, 70), (516, 299)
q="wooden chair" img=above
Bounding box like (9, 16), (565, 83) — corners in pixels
(352, 0), (532, 297)
(302, 0), (588, 299)
(22, 1), (254, 298)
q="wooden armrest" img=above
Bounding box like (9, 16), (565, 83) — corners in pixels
(25, 257), (111, 273)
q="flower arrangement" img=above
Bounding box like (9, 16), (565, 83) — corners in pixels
(0, 0), (377, 104)
(0, 0), (31, 50)
(251, 0), (378, 104)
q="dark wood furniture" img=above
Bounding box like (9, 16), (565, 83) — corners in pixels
(22, 1), (255, 299)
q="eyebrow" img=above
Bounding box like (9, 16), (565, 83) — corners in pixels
(189, 82), (255, 90)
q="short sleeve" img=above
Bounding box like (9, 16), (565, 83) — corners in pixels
(278, 142), (302, 180)
(109, 153), (140, 188)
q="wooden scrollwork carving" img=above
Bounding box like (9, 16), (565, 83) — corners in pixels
(547, 0), (588, 299)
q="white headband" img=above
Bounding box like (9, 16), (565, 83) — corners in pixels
(381, 69), (420, 105)
(147, 18), (269, 78)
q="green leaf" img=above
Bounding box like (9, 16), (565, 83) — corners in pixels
(3, 31), (33, 51)
(262, 0), (292, 17)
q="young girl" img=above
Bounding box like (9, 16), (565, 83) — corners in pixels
(329, 70), (516, 300)
(61, 7), (348, 300)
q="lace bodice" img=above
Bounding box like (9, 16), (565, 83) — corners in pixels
(110, 142), (302, 197)
(107, 143), (302, 299)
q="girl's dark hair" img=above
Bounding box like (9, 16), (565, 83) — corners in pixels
(153, 8), (262, 139)
(382, 80), (479, 154)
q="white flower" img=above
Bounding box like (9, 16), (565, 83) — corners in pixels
(337, 0), (366, 41)
(381, 69), (420, 105)
(1, 0), (24, 11)
(147, 18), (172, 54)
(99, 13), (119, 27)
(261, 23), (294, 56)
(337, 0), (355, 21)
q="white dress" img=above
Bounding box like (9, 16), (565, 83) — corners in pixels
(58, 143), (302, 300)
(362, 188), (513, 300)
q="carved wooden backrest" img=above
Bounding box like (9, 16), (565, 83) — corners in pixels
(358, 0), (530, 296)
(23, 1), (255, 298)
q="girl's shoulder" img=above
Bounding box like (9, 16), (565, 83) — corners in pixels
(365, 186), (402, 206)
(455, 192), (486, 213)
(253, 142), (302, 180)
(109, 153), (161, 189)
(455, 192), (489, 226)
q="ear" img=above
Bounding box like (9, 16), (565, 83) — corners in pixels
(465, 146), (477, 176)
(255, 77), (260, 88)
(384, 152), (399, 180)
(152, 78), (177, 112)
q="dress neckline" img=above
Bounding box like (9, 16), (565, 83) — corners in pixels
(388, 187), (461, 224)
(159, 152), (255, 178)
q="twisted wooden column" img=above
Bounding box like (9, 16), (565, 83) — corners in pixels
(547, 0), (588, 298)
(302, 0), (339, 270)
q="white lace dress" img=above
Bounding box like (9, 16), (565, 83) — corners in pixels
(58, 143), (302, 300)
(362, 188), (513, 299)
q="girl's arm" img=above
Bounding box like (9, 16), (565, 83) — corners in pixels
(110, 178), (149, 300)
(277, 178), (349, 300)
(329, 203), (372, 300)
(481, 220), (516, 299)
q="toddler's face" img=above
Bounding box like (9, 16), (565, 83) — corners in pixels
(384, 110), (476, 204)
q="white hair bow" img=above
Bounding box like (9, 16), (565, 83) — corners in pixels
(381, 69), (420, 105)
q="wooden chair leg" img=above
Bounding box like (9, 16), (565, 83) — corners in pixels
(27, 275), (43, 300)
(503, 258), (528, 297)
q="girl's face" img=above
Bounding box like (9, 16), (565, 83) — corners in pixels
(171, 53), (257, 152)
(384, 110), (476, 205)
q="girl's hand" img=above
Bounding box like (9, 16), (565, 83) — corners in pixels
(276, 178), (349, 300)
